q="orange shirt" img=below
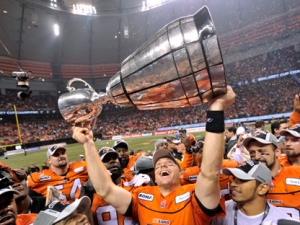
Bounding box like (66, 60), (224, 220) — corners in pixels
(290, 111), (300, 127)
(91, 174), (139, 225)
(27, 161), (88, 203)
(267, 166), (300, 219)
(181, 160), (238, 199)
(16, 213), (37, 225)
(130, 184), (225, 225)
(278, 155), (291, 167)
(123, 153), (143, 175)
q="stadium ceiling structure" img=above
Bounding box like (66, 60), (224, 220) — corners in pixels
(0, 0), (299, 92)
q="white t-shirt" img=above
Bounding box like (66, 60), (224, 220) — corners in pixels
(211, 200), (293, 225)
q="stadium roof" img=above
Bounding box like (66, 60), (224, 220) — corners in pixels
(0, 0), (299, 91)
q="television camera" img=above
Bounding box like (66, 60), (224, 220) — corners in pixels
(12, 71), (32, 100)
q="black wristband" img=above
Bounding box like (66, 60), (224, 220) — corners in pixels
(205, 111), (225, 133)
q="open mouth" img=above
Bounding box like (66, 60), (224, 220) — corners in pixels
(160, 171), (170, 176)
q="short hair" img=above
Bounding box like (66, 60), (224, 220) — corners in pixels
(227, 127), (237, 134)
(255, 120), (265, 128)
(271, 119), (288, 134)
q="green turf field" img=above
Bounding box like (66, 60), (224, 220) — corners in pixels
(1, 132), (205, 170)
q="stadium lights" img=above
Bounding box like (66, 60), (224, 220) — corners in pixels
(142, 0), (170, 11)
(54, 24), (59, 36)
(72, 4), (97, 15)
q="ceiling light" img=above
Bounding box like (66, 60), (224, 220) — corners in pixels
(54, 24), (59, 36)
(3, 11), (7, 14)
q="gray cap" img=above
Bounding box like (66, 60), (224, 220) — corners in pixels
(223, 160), (272, 185)
(280, 124), (300, 138)
(33, 196), (91, 225)
(154, 139), (167, 151)
(243, 130), (278, 149)
(0, 188), (19, 196)
(133, 156), (154, 175)
(47, 145), (66, 158)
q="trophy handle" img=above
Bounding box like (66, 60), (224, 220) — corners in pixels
(66, 78), (96, 92)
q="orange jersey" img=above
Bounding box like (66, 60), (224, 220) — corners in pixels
(123, 153), (144, 175)
(91, 174), (139, 225)
(290, 111), (300, 127)
(278, 155), (292, 167)
(267, 166), (300, 219)
(27, 161), (88, 203)
(16, 213), (37, 225)
(130, 184), (225, 225)
(181, 160), (238, 198)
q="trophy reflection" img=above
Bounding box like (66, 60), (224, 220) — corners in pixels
(58, 6), (227, 128)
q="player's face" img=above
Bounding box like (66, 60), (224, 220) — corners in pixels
(154, 158), (181, 188)
(0, 193), (18, 225)
(12, 179), (28, 200)
(54, 210), (90, 225)
(48, 148), (68, 168)
(285, 134), (300, 158)
(247, 141), (279, 169)
(102, 154), (122, 181)
(114, 147), (129, 169)
(230, 177), (259, 204)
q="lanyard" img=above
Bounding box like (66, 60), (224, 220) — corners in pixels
(234, 203), (270, 225)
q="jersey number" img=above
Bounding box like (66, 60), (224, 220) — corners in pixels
(96, 205), (134, 225)
(55, 178), (82, 201)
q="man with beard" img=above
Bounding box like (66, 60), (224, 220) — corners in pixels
(278, 124), (300, 166)
(27, 145), (89, 203)
(243, 130), (300, 219)
(90, 147), (147, 225)
(11, 169), (45, 214)
(113, 140), (143, 175)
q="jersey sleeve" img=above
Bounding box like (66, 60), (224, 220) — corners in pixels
(290, 111), (300, 127)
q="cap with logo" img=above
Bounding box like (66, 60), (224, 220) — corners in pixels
(47, 145), (67, 158)
(280, 124), (300, 138)
(113, 139), (128, 150)
(33, 196), (91, 225)
(222, 160), (272, 185)
(98, 147), (119, 161)
(152, 149), (180, 168)
(133, 156), (154, 175)
(243, 130), (278, 149)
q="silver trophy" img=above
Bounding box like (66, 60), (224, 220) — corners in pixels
(58, 6), (227, 128)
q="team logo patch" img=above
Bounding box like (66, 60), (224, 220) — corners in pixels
(286, 178), (300, 186)
(160, 200), (166, 208)
(138, 193), (154, 201)
(189, 175), (197, 181)
(175, 191), (190, 204)
(152, 218), (170, 224)
(267, 199), (283, 204)
(39, 176), (51, 181)
(74, 166), (84, 173)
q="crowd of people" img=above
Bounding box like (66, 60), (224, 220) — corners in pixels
(0, 75), (298, 145)
(1, 88), (300, 225)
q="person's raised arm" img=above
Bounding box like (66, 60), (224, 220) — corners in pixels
(195, 86), (236, 209)
(290, 93), (300, 126)
(72, 126), (132, 214)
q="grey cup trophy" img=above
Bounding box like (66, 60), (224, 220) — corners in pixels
(58, 6), (227, 128)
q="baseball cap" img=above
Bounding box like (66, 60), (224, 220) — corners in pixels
(47, 145), (66, 158)
(277, 136), (285, 144)
(33, 196), (91, 225)
(280, 124), (300, 138)
(236, 127), (245, 136)
(152, 148), (180, 168)
(133, 156), (154, 175)
(113, 139), (128, 150)
(0, 188), (19, 196)
(222, 160), (272, 185)
(154, 139), (168, 151)
(98, 147), (119, 161)
(243, 130), (278, 149)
